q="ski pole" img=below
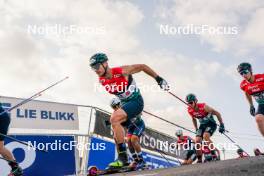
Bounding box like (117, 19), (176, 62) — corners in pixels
(0, 76), (69, 116)
(0, 133), (48, 152)
(167, 91), (251, 154)
(0, 77), (69, 152)
(143, 110), (195, 134)
(0, 156), (17, 163)
(222, 133), (250, 156)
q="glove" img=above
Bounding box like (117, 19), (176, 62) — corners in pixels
(155, 76), (170, 91)
(250, 105), (255, 117)
(219, 123), (225, 134)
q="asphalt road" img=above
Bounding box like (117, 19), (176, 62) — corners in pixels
(110, 156), (264, 176)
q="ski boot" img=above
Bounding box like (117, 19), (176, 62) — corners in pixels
(107, 158), (129, 171)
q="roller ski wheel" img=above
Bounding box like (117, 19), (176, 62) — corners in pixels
(87, 166), (99, 176)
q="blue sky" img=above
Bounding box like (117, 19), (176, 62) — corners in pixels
(0, 0), (263, 159)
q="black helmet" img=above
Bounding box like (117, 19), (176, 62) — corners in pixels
(254, 148), (260, 155)
(186, 93), (197, 103)
(237, 62), (252, 73)
(89, 53), (108, 66)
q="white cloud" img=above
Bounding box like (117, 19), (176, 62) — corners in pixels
(154, 0), (264, 54)
(242, 8), (264, 48)
(0, 0), (262, 159)
(0, 0), (144, 97)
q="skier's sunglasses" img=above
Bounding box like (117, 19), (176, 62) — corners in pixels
(187, 101), (194, 105)
(91, 63), (101, 71)
(239, 69), (250, 76)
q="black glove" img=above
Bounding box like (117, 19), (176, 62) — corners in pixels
(155, 76), (169, 91)
(219, 123), (225, 134)
(250, 105), (255, 117)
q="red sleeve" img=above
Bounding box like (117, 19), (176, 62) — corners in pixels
(240, 80), (246, 92)
(257, 73), (264, 80)
(187, 107), (194, 118)
(111, 67), (123, 75)
(188, 112), (194, 118)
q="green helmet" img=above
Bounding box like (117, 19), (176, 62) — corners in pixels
(89, 53), (108, 66)
(237, 148), (243, 154)
(186, 93), (197, 103)
(237, 62), (252, 73)
(175, 129), (183, 137)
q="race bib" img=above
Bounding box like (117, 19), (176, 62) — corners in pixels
(253, 91), (264, 104)
(199, 115), (213, 124)
(117, 80), (139, 100)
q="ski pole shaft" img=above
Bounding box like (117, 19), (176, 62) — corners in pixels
(143, 110), (196, 134)
(0, 156), (16, 163)
(1, 93), (42, 116)
(222, 133), (249, 156)
(0, 133), (48, 153)
(0, 76), (69, 116)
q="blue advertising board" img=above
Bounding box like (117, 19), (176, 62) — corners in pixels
(87, 137), (180, 171)
(0, 135), (76, 176)
(87, 137), (116, 170)
(143, 152), (180, 169)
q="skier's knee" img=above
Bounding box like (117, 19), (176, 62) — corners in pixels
(256, 115), (264, 124)
(110, 110), (126, 125)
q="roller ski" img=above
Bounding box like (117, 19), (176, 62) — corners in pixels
(129, 159), (149, 171)
(87, 160), (135, 176)
(87, 159), (150, 176)
(136, 162), (150, 170)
